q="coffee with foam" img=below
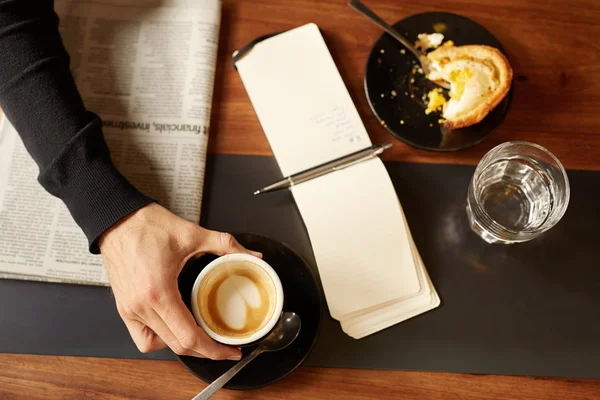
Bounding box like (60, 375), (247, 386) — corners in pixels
(197, 260), (278, 339)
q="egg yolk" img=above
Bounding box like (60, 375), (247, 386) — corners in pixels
(448, 68), (473, 99)
(425, 88), (447, 115)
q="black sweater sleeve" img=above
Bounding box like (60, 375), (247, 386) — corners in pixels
(0, 0), (153, 253)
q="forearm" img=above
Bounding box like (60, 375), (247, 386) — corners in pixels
(0, 0), (153, 253)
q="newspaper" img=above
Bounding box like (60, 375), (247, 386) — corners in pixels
(0, 0), (221, 286)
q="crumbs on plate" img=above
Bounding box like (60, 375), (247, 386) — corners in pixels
(433, 22), (447, 33)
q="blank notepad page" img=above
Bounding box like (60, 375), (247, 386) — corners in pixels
(235, 23), (420, 319)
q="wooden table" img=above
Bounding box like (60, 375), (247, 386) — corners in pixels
(2, 0), (600, 399)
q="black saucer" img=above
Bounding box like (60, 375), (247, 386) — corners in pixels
(364, 12), (513, 151)
(176, 233), (323, 390)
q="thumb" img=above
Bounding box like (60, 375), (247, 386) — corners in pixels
(196, 229), (262, 258)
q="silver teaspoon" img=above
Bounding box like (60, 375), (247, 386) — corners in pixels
(192, 312), (302, 400)
(348, 0), (451, 90)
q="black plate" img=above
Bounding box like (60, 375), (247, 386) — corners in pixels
(364, 12), (513, 151)
(176, 233), (323, 390)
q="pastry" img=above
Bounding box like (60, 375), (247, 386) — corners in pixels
(426, 45), (513, 129)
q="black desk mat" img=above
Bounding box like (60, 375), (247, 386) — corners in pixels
(1, 155), (599, 378)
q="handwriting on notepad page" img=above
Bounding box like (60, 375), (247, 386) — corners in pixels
(310, 106), (365, 144)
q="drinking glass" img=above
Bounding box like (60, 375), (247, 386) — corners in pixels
(466, 141), (570, 244)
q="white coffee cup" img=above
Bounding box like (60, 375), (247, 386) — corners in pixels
(191, 253), (284, 345)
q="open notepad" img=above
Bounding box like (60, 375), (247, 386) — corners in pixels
(235, 23), (440, 339)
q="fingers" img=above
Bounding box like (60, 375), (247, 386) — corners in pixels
(118, 296), (233, 360)
(116, 302), (167, 353)
(248, 249), (263, 258)
(199, 230), (262, 258)
(140, 307), (207, 359)
(129, 320), (168, 353)
(154, 289), (242, 361)
(117, 297), (201, 357)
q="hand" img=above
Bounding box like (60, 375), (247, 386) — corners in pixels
(98, 203), (261, 360)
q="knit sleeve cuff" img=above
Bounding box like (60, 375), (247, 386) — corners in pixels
(37, 113), (154, 254)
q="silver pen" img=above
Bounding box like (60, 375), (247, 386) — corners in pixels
(253, 142), (393, 195)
